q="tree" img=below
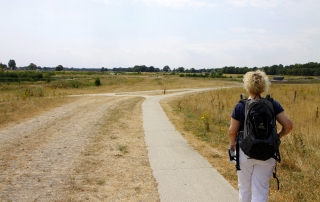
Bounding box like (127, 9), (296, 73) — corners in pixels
(56, 65), (64, 71)
(133, 65), (147, 72)
(0, 63), (7, 70)
(163, 65), (171, 72)
(8, 59), (16, 70)
(101, 67), (105, 72)
(147, 66), (155, 72)
(269, 65), (278, 75)
(177, 67), (185, 72)
(28, 63), (37, 70)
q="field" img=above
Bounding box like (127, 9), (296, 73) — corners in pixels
(0, 72), (236, 127)
(0, 71), (319, 201)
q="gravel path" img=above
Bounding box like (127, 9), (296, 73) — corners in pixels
(0, 96), (159, 201)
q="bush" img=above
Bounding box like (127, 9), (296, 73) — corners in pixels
(95, 77), (101, 86)
(0, 71), (44, 82)
(71, 81), (81, 88)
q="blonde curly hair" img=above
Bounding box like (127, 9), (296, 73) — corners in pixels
(243, 70), (270, 95)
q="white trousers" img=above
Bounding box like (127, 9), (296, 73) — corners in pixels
(237, 149), (275, 202)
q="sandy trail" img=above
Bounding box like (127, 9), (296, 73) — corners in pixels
(0, 96), (159, 201)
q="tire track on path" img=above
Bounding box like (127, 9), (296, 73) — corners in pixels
(0, 96), (136, 201)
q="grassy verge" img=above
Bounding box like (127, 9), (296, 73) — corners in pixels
(0, 85), (80, 126)
(63, 97), (159, 201)
(161, 83), (320, 202)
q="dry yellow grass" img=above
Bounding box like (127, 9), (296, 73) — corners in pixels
(0, 86), (80, 127)
(161, 82), (320, 202)
(0, 75), (236, 127)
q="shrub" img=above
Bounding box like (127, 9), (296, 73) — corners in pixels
(95, 77), (101, 86)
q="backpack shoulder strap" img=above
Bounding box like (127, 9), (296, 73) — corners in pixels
(265, 94), (274, 102)
(238, 99), (247, 105)
(236, 138), (241, 171)
(235, 94), (248, 171)
(273, 163), (280, 190)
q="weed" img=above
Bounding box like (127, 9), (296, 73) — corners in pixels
(177, 100), (182, 111)
(134, 186), (141, 192)
(71, 81), (81, 88)
(201, 112), (210, 132)
(212, 153), (221, 158)
(97, 179), (105, 186)
(202, 137), (210, 142)
(119, 145), (128, 154)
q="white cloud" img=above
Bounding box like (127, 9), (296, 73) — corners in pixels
(227, 0), (320, 11)
(231, 27), (267, 34)
(90, 0), (112, 4)
(227, 0), (281, 8)
(182, 24), (320, 67)
(137, 0), (214, 8)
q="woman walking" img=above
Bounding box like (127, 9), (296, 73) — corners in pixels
(228, 70), (293, 202)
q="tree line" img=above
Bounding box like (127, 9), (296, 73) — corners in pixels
(220, 62), (320, 76)
(2, 59), (320, 76)
(112, 65), (160, 73)
(113, 65), (201, 73)
(0, 59), (66, 71)
(114, 63), (320, 76)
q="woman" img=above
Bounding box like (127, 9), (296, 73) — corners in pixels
(228, 70), (293, 202)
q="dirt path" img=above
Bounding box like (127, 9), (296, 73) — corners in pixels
(0, 96), (159, 202)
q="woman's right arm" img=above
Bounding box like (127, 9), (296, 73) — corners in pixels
(276, 111), (293, 138)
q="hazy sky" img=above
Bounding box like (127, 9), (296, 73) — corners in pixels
(1, 0), (319, 69)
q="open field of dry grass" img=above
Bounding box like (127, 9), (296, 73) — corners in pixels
(1, 72), (319, 201)
(0, 74), (237, 127)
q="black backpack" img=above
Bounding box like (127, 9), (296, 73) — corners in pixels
(235, 94), (282, 189)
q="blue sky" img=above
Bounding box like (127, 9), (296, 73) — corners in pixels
(1, 0), (319, 69)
